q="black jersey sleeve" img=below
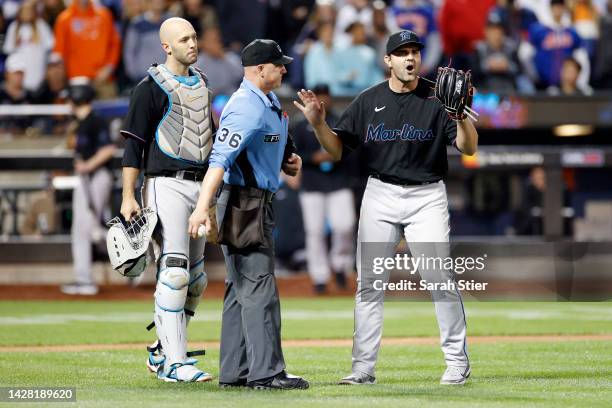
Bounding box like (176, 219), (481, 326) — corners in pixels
(333, 96), (362, 156)
(122, 136), (145, 168)
(120, 78), (154, 144)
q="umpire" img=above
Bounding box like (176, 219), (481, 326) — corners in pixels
(188, 39), (308, 390)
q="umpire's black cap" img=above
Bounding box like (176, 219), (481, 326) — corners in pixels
(241, 39), (293, 66)
(386, 30), (424, 54)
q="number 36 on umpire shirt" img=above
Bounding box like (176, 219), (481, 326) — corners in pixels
(333, 79), (458, 185)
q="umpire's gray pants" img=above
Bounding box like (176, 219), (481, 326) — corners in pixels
(216, 188), (286, 383)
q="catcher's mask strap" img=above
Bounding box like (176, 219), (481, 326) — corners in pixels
(146, 321), (155, 331)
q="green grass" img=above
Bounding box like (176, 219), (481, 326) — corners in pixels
(1, 343), (610, 407)
(0, 299), (610, 346)
(0, 299), (611, 407)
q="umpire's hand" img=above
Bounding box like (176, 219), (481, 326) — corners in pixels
(120, 197), (141, 223)
(188, 206), (211, 240)
(282, 153), (302, 177)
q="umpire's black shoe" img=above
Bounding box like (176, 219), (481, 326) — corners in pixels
(219, 379), (247, 388)
(247, 371), (309, 390)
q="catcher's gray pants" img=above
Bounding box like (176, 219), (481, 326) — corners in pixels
(216, 188), (286, 383)
(72, 168), (112, 284)
(144, 177), (206, 265)
(352, 177), (468, 377)
(299, 189), (356, 285)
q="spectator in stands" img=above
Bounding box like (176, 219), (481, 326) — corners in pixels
(169, 0), (218, 36)
(390, 0), (441, 77)
(265, 0), (313, 54)
(334, 0), (373, 48)
(335, 0), (398, 47)
(519, 0), (591, 92)
(195, 26), (242, 96)
(438, 0), (496, 70)
(32, 54), (69, 134)
(33, 54), (68, 104)
(548, 56), (586, 95)
(303, 21), (338, 90)
(61, 79), (116, 296)
(217, 0), (267, 52)
(492, 0), (539, 42)
(123, 0), (170, 86)
(333, 21), (383, 96)
(40, 0), (66, 28)
(371, 0), (399, 74)
(594, 0), (612, 88)
(3, 0), (55, 92)
(288, 0), (337, 90)
(53, 0), (121, 99)
(120, 0), (146, 30)
(0, 54), (33, 132)
(291, 85), (356, 294)
(570, 0), (600, 60)
(472, 12), (522, 93)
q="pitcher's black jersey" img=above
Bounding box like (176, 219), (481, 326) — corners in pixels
(333, 79), (457, 184)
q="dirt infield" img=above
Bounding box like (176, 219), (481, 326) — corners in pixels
(2, 335), (611, 353)
(0, 275), (355, 300)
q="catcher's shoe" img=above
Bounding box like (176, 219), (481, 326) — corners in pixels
(146, 340), (164, 373)
(157, 360), (213, 383)
(440, 366), (471, 385)
(338, 372), (376, 385)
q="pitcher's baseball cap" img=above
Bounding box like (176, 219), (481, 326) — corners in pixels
(386, 30), (424, 54)
(241, 39), (293, 66)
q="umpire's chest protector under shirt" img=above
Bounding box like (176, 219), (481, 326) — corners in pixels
(209, 78), (289, 192)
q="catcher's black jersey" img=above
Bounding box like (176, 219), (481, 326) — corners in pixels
(121, 73), (214, 175)
(334, 79), (457, 184)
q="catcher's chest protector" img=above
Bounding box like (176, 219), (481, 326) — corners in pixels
(148, 64), (213, 164)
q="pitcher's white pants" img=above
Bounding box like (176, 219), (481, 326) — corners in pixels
(352, 177), (468, 377)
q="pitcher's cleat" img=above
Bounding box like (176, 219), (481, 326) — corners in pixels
(440, 366), (471, 385)
(338, 372), (376, 385)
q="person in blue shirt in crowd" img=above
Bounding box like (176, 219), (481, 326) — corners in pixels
(519, 0), (591, 92)
(188, 39), (309, 390)
(390, 0), (442, 77)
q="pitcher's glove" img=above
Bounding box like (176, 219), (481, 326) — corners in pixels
(434, 67), (477, 121)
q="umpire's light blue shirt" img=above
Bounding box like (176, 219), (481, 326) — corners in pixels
(209, 78), (288, 193)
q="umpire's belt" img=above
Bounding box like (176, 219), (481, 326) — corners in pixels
(222, 184), (275, 204)
(157, 170), (206, 182)
(371, 173), (440, 187)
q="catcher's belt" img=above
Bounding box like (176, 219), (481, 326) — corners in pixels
(148, 64), (213, 164)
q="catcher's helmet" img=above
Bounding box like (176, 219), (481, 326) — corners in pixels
(106, 208), (158, 277)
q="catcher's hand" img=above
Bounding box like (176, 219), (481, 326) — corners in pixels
(434, 67), (477, 122)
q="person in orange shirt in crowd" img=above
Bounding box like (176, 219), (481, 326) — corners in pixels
(52, 0), (120, 99)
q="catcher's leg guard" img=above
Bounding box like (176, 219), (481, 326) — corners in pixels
(184, 257), (208, 326)
(154, 254), (190, 371)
